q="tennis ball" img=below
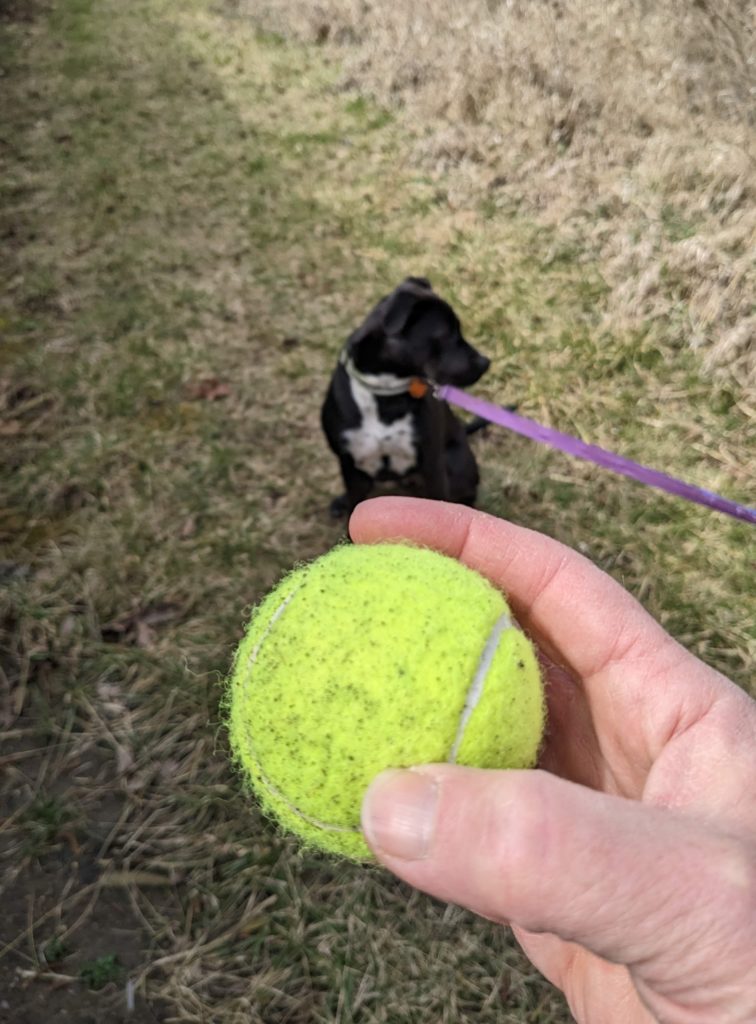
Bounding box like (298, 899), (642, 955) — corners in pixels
(228, 543), (544, 860)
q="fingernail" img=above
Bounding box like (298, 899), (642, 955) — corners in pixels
(361, 769), (439, 860)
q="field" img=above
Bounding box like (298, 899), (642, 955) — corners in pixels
(1, 1), (754, 1022)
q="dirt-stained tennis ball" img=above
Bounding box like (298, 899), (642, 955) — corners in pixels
(227, 543), (545, 860)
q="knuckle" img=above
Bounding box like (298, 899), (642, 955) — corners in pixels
(481, 770), (558, 917)
(716, 841), (756, 935)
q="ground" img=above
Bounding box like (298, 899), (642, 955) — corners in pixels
(1, 1), (754, 1022)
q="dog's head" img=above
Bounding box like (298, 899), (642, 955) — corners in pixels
(350, 277), (490, 388)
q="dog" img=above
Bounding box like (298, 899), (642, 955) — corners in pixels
(321, 276), (490, 518)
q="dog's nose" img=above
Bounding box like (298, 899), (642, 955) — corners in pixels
(475, 354), (491, 375)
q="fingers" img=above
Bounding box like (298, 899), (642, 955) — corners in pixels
(361, 764), (756, 994)
(508, 930), (654, 1024)
(349, 498), (725, 785)
(349, 497), (673, 683)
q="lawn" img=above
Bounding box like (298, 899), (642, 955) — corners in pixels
(1, 1), (753, 1022)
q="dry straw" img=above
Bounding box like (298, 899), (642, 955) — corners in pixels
(247, 0), (756, 386)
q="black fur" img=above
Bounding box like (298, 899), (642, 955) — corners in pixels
(321, 277), (490, 518)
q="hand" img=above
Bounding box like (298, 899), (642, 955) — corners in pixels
(352, 497), (756, 1024)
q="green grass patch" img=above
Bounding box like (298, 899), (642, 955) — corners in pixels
(1, 2), (753, 1023)
(20, 796), (74, 858)
(80, 954), (123, 991)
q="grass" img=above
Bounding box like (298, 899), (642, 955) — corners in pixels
(19, 795), (75, 859)
(0, 0), (754, 1022)
(247, 0), (756, 383)
(80, 953), (123, 991)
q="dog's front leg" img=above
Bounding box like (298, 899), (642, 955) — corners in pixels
(419, 396), (450, 502)
(330, 455), (374, 519)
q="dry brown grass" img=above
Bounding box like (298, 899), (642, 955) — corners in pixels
(1, 0), (754, 1022)
(246, 0), (756, 386)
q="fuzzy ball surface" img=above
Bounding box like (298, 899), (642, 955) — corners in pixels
(228, 543), (545, 860)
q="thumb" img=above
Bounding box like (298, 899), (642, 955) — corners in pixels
(361, 765), (751, 972)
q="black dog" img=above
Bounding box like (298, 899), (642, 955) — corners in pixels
(321, 277), (490, 517)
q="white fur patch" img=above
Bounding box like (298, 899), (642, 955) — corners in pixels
(342, 378), (417, 476)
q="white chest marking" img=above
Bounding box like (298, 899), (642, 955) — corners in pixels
(342, 379), (417, 477)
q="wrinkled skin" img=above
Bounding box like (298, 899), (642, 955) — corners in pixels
(354, 497), (756, 1024)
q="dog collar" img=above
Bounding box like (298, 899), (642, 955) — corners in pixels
(339, 349), (430, 398)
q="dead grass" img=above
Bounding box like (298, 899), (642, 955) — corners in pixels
(245, 0), (756, 387)
(0, 0), (754, 1022)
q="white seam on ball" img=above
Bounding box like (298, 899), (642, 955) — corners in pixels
(241, 586), (361, 835)
(448, 611), (514, 764)
(245, 590), (297, 671)
(255, 771), (360, 834)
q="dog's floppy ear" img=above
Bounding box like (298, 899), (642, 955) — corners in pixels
(404, 275), (432, 290)
(382, 289), (421, 337)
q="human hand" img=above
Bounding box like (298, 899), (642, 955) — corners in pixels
(352, 497), (756, 1024)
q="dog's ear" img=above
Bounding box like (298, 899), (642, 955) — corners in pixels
(403, 275), (432, 291)
(382, 289), (422, 337)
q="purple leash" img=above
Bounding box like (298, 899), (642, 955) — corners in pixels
(436, 384), (756, 525)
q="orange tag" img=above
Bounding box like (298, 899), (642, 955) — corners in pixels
(408, 378), (429, 399)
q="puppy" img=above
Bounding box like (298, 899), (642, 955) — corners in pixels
(321, 276), (490, 517)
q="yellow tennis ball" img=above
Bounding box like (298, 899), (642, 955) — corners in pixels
(227, 543), (545, 860)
